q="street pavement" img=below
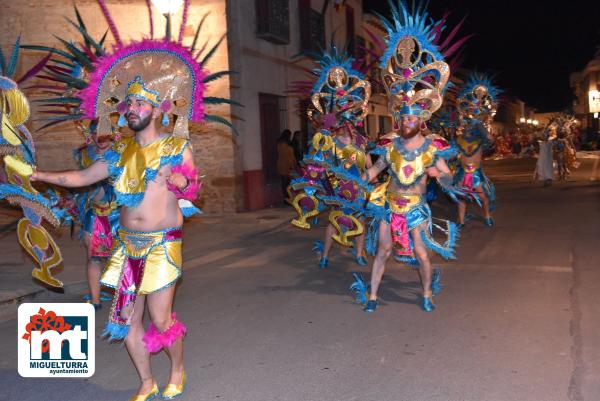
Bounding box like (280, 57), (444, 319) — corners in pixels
(0, 154), (599, 401)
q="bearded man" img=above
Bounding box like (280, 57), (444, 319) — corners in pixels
(33, 78), (196, 399)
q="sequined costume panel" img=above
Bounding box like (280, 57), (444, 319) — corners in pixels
(387, 195), (458, 262)
(456, 135), (483, 157)
(454, 163), (496, 208)
(102, 135), (189, 207)
(384, 137), (450, 187)
(455, 122), (488, 157)
(101, 226), (182, 294)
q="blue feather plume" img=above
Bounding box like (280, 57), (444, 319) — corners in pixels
(312, 240), (324, 254)
(458, 72), (502, 104)
(378, 1), (444, 69)
(102, 321), (129, 341)
(6, 35), (21, 78)
(349, 272), (369, 304)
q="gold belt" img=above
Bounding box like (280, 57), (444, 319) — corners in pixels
(387, 192), (423, 214)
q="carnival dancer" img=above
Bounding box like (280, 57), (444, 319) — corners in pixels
(0, 37), (74, 289)
(29, 2), (233, 399)
(350, 0), (470, 313)
(535, 122), (556, 186)
(454, 73), (500, 227)
(554, 115), (580, 181)
(72, 126), (118, 310)
(289, 47), (372, 268)
(34, 79), (195, 401)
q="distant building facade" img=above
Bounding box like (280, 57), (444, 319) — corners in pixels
(571, 52), (600, 134)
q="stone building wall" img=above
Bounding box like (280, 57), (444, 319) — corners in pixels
(0, 0), (241, 213)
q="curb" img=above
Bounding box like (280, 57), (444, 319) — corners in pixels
(0, 215), (292, 320)
(0, 281), (89, 320)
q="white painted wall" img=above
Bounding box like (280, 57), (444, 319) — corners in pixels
(226, 0), (363, 171)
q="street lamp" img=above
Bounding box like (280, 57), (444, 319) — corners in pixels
(519, 117), (526, 123)
(532, 120), (539, 126)
(526, 119), (532, 124)
(151, 0), (184, 41)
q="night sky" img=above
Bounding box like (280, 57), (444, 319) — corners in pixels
(364, 0), (600, 112)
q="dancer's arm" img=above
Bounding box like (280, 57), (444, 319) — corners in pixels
(31, 160), (109, 188)
(167, 147), (195, 189)
(364, 157), (387, 182)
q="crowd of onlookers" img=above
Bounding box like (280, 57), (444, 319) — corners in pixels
(489, 126), (600, 159)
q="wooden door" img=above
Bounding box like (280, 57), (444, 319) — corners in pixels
(259, 93), (283, 185)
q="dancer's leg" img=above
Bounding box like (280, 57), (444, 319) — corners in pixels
(369, 221), (393, 301)
(122, 295), (155, 395)
(147, 285), (184, 385)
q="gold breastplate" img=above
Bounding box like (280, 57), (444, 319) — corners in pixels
(387, 141), (436, 186)
(107, 135), (188, 206)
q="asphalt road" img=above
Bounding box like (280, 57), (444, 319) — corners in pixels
(1, 156), (599, 401)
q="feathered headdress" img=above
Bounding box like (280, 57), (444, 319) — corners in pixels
(377, 1), (469, 121)
(456, 72), (501, 121)
(287, 37), (371, 130)
(307, 46), (371, 130)
(26, 1), (236, 139)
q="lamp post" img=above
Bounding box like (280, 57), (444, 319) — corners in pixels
(151, 0), (184, 41)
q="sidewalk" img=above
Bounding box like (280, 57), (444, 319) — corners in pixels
(0, 204), (293, 317)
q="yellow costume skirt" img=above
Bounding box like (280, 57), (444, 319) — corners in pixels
(101, 226), (183, 340)
(101, 226), (182, 294)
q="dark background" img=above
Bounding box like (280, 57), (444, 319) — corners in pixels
(364, 0), (600, 112)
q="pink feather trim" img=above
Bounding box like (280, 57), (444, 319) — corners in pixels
(79, 39), (208, 123)
(167, 163), (201, 200)
(161, 316), (187, 348)
(142, 322), (163, 353)
(143, 313), (187, 353)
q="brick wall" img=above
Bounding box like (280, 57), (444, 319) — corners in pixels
(0, 0), (241, 213)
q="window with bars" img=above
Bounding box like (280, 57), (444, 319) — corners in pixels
(256, 0), (290, 45)
(299, 0), (325, 53)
